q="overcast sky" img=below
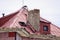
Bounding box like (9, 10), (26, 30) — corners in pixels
(0, 0), (60, 27)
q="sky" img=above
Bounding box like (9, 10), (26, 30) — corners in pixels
(0, 0), (60, 27)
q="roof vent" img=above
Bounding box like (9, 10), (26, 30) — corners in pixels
(2, 13), (5, 17)
(22, 5), (28, 9)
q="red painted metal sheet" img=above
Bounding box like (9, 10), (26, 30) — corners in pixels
(8, 32), (16, 37)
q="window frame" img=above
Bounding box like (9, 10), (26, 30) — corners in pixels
(43, 25), (48, 31)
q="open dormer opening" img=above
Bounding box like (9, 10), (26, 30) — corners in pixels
(19, 22), (27, 26)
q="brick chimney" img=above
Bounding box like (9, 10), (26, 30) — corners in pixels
(28, 9), (40, 31)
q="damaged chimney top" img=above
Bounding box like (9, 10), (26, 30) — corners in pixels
(33, 9), (40, 13)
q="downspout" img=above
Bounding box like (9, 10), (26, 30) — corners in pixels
(15, 32), (16, 40)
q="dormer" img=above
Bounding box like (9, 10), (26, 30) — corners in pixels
(40, 18), (51, 35)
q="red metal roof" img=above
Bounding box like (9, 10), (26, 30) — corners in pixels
(0, 7), (60, 37)
(0, 7), (36, 34)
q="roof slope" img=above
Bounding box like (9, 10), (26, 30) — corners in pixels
(0, 12), (18, 27)
(51, 24), (60, 37)
(40, 17), (51, 23)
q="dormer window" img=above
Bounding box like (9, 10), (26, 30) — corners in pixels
(43, 25), (48, 31)
(19, 22), (27, 26)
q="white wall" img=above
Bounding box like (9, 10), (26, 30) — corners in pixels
(16, 33), (22, 40)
